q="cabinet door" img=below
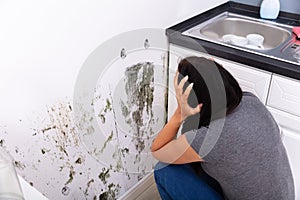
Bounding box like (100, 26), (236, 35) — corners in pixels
(215, 59), (271, 104)
(268, 74), (300, 117)
(268, 106), (300, 199)
(282, 129), (300, 200)
(168, 44), (272, 118)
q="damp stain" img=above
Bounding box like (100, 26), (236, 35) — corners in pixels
(84, 179), (94, 197)
(41, 125), (57, 133)
(0, 139), (5, 147)
(41, 148), (50, 155)
(13, 160), (26, 170)
(61, 185), (70, 196)
(112, 149), (123, 172)
(122, 62), (155, 156)
(15, 147), (19, 154)
(98, 99), (113, 124)
(75, 157), (83, 164)
(99, 183), (120, 200)
(98, 168), (110, 185)
(120, 147), (129, 158)
(90, 62), (158, 181)
(98, 114), (106, 124)
(65, 165), (75, 185)
(57, 145), (69, 157)
(100, 131), (113, 153)
(30, 101), (81, 194)
(104, 99), (112, 113)
(120, 101), (130, 118)
(18, 60), (165, 199)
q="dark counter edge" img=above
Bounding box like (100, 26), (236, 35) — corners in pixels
(166, 2), (300, 81)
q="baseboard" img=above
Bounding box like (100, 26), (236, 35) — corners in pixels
(118, 172), (155, 200)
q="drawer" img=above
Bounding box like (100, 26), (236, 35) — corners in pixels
(216, 59), (271, 104)
(268, 75), (300, 117)
(267, 106), (300, 134)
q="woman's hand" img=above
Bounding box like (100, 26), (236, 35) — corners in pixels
(174, 71), (203, 122)
(150, 71), (203, 153)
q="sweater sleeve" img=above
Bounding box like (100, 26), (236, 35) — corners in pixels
(184, 127), (208, 157)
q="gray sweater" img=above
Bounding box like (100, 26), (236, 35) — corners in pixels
(185, 93), (295, 200)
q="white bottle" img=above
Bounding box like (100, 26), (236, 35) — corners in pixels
(260, 0), (280, 19)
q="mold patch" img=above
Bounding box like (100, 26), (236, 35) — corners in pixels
(2, 55), (167, 199)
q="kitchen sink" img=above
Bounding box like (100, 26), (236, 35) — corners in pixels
(183, 12), (293, 51)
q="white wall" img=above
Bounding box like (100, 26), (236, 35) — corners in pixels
(231, 0), (300, 14)
(0, 0), (228, 121)
(0, 0), (227, 199)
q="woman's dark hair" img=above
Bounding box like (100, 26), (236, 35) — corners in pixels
(178, 56), (242, 129)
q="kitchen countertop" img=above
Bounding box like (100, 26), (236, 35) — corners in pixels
(166, 2), (300, 80)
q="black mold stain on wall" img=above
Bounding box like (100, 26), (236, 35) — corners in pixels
(10, 60), (164, 199)
(122, 62), (155, 155)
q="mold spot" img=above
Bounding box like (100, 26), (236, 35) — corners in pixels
(84, 179), (94, 197)
(120, 148), (129, 158)
(41, 125), (57, 133)
(100, 131), (113, 153)
(13, 161), (26, 170)
(65, 166), (75, 185)
(98, 99), (113, 124)
(0, 139), (5, 147)
(98, 113), (106, 124)
(58, 145), (68, 156)
(99, 183), (120, 200)
(98, 168), (110, 185)
(104, 99), (112, 113)
(41, 148), (50, 155)
(62, 185), (70, 196)
(75, 157), (83, 164)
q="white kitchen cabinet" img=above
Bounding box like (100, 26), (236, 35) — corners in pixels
(267, 75), (300, 200)
(268, 75), (300, 117)
(268, 106), (300, 200)
(168, 44), (272, 117)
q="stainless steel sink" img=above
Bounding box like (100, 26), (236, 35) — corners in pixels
(183, 12), (293, 51)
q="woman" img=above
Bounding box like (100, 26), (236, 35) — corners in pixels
(151, 56), (294, 200)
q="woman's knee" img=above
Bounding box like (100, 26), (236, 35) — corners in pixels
(154, 162), (189, 180)
(154, 162), (178, 181)
(154, 161), (168, 171)
(154, 162), (168, 179)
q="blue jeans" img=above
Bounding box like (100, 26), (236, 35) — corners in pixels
(154, 162), (224, 200)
